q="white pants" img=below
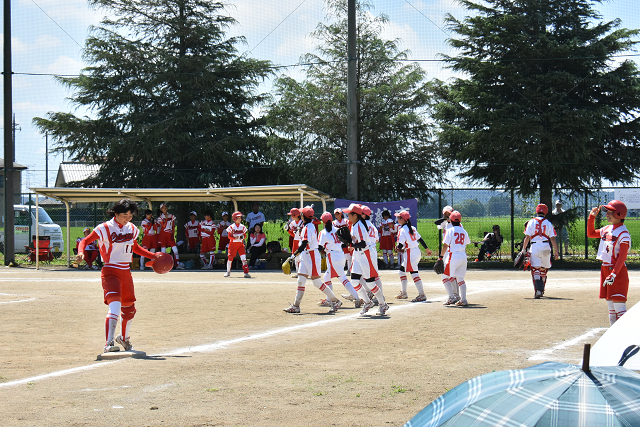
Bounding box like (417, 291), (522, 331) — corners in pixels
(443, 251), (467, 281)
(402, 247), (421, 273)
(530, 241), (551, 269)
(351, 248), (378, 279)
(298, 249), (321, 277)
(325, 250), (347, 278)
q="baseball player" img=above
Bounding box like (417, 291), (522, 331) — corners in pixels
(360, 205), (385, 304)
(76, 199), (161, 353)
(342, 203), (389, 315)
(394, 210), (432, 301)
(199, 210), (217, 269)
(283, 207), (342, 313)
(587, 200), (631, 325)
(439, 211), (471, 306)
(158, 203), (182, 269)
(224, 211), (251, 278)
(435, 205), (461, 303)
(285, 208), (304, 278)
(217, 212), (231, 253)
(184, 211), (200, 253)
(139, 210), (157, 271)
(379, 210), (396, 269)
(521, 204), (559, 299)
(317, 212), (361, 307)
(333, 208), (353, 270)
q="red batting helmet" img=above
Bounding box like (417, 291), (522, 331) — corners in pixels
(394, 210), (410, 221)
(362, 205), (372, 216)
(301, 207), (314, 218)
(342, 203), (363, 215)
(320, 212), (333, 223)
(232, 211), (243, 220)
(450, 211), (462, 222)
(535, 204), (548, 215)
(145, 252), (174, 274)
(602, 200), (627, 219)
(287, 208), (301, 217)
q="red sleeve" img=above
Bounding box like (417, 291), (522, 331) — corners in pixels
(587, 215), (600, 239)
(132, 241), (156, 259)
(287, 229), (295, 237)
(613, 243), (630, 275)
(78, 230), (99, 254)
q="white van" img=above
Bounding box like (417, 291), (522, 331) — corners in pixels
(0, 205), (65, 254)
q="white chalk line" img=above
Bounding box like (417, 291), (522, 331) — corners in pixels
(528, 327), (608, 361)
(0, 298), (36, 305)
(0, 287), (503, 388)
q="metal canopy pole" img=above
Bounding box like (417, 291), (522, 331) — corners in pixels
(3, 0), (15, 265)
(346, 0), (358, 200)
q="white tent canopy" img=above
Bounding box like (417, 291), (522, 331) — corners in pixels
(29, 184), (333, 268)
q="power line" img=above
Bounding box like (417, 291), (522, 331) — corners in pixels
(30, 0), (83, 49)
(248, 0), (309, 54)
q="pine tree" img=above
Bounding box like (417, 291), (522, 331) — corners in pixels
(34, 0), (273, 189)
(266, 0), (441, 201)
(433, 0), (640, 209)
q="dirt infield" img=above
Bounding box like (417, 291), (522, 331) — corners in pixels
(1, 266), (637, 426)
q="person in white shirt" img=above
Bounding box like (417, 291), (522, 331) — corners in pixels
(394, 210), (432, 302)
(246, 202), (266, 230)
(440, 211), (471, 306)
(521, 204), (559, 299)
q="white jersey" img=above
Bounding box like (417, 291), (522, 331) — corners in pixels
(290, 219), (304, 243)
(158, 213), (175, 233)
(380, 218), (395, 236)
(184, 220), (199, 238)
(443, 225), (470, 253)
(141, 218), (156, 236)
(351, 221), (377, 247)
(300, 222), (319, 251)
(199, 219), (216, 238)
(366, 220), (379, 243)
(524, 217), (556, 243)
(438, 221), (453, 239)
(319, 227), (342, 252)
(333, 218), (349, 230)
(94, 218), (140, 269)
(596, 223), (631, 265)
(218, 220), (231, 237)
(397, 225), (422, 249)
(226, 223), (248, 243)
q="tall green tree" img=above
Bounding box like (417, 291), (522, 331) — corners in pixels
(433, 0), (640, 209)
(34, 0), (272, 189)
(266, 0), (441, 201)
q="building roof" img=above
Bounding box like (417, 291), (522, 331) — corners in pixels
(54, 162), (100, 187)
(0, 158), (27, 170)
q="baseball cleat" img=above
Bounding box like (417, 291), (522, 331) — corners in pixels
(455, 300), (468, 307)
(411, 294), (427, 302)
(535, 290), (542, 299)
(341, 294), (356, 301)
(115, 334), (134, 351)
(396, 292), (408, 299)
(318, 299), (332, 307)
(244, 273), (251, 278)
(359, 300), (375, 315)
(283, 304), (300, 313)
(377, 303), (390, 315)
(223, 272), (230, 277)
(371, 296), (379, 306)
(354, 298), (364, 308)
(104, 340), (120, 353)
(329, 299), (343, 313)
(443, 297), (456, 306)
(452, 295), (461, 304)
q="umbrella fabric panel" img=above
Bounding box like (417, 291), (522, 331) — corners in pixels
(590, 368), (640, 426)
(404, 363), (580, 427)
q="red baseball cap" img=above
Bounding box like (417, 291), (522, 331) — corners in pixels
(362, 205), (372, 216)
(320, 212), (333, 223)
(287, 208), (301, 217)
(301, 207), (315, 218)
(394, 210), (410, 220)
(342, 203), (363, 215)
(450, 211), (462, 222)
(535, 204), (548, 215)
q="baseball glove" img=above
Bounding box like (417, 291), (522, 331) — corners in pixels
(282, 257), (293, 275)
(513, 250), (526, 269)
(336, 227), (352, 244)
(433, 258), (445, 275)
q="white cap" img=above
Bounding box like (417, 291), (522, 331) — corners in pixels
(190, 211), (197, 216)
(221, 211), (228, 217)
(555, 200), (562, 205)
(442, 205), (453, 214)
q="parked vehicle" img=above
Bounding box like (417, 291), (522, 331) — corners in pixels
(0, 205), (65, 255)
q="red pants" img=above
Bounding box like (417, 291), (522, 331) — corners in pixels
(158, 232), (176, 248)
(600, 264), (629, 301)
(218, 236), (230, 252)
(102, 267), (135, 306)
(141, 235), (157, 250)
(84, 250), (99, 267)
(228, 241), (246, 260)
(201, 236), (216, 253)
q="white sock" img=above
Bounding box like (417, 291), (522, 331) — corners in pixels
(370, 281), (386, 305)
(411, 272), (424, 295)
(172, 246), (179, 260)
(383, 252), (388, 265)
(353, 281), (370, 303)
(140, 256), (145, 270)
(607, 300), (617, 325)
(458, 280), (467, 301)
(399, 271), (408, 294)
(341, 277), (359, 300)
(314, 278), (337, 301)
(295, 276), (307, 306)
(226, 260), (232, 273)
(105, 301), (121, 343)
(443, 278), (454, 299)
(614, 302), (627, 322)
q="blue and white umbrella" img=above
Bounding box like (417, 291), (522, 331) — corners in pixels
(405, 347), (640, 427)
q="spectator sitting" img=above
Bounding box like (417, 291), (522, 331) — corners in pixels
(248, 224), (267, 267)
(246, 202), (266, 231)
(76, 227), (100, 270)
(474, 225), (503, 262)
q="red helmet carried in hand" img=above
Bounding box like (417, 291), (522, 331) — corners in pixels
(602, 200), (627, 219)
(146, 252), (174, 274)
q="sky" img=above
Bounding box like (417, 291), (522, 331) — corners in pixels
(1, 0), (639, 193)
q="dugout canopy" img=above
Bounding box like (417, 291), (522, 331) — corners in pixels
(29, 184), (333, 268)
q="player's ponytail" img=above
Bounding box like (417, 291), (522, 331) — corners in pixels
(407, 219), (415, 235)
(325, 221), (333, 232)
(359, 215), (369, 231)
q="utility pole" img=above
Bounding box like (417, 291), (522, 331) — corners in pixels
(346, 0), (358, 200)
(4, 0), (15, 265)
(45, 133), (48, 187)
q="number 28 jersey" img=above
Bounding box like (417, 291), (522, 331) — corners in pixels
(94, 218), (140, 269)
(443, 225), (470, 253)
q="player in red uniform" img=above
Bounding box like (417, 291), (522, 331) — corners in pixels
(286, 208), (304, 277)
(76, 199), (161, 353)
(184, 211), (200, 253)
(224, 211), (251, 278)
(158, 203), (182, 268)
(199, 210), (217, 269)
(587, 200), (632, 325)
(217, 212), (231, 253)
(379, 210), (396, 269)
(139, 209), (157, 271)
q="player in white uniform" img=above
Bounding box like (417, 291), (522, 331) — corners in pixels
(521, 204), (559, 298)
(342, 203), (389, 315)
(333, 208), (352, 271)
(283, 207), (342, 313)
(318, 212), (361, 307)
(76, 199), (160, 353)
(379, 210), (396, 269)
(224, 212), (251, 278)
(440, 211), (471, 306)
(394, 210), (433, 301)
(285, 208), (304, 278)
(435, 205), (460, 303)
(217, 212), (231, 253)
(184, 211), (200, 253)
(198, 211), (217, 269)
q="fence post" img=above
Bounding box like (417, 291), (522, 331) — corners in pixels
(510, 188), (515, 259)
(584, 192), (588, 259)
(438, 189), (443, 254)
